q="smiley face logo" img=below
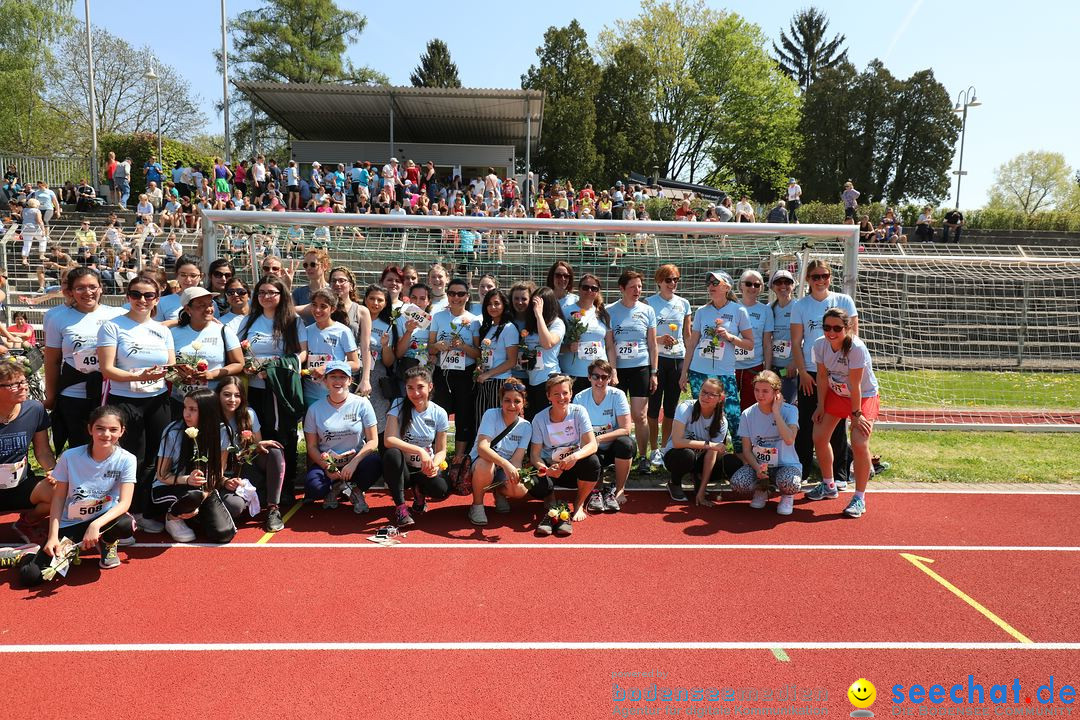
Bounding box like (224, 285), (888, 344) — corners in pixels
(848, 678), (876, 715)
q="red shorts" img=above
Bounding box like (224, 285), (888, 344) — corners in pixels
(824, 390), (880, 421)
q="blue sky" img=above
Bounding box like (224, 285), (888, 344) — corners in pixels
(87, 0), (1076, 208)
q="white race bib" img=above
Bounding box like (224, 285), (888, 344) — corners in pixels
(616, 341), (646, 361)
(66, 493), (110, 521)
(130, 374), (165, 394)
(400, 303), (431, 330)
(72, 347), (100, 374)
(440, 349), (466, 370)
(697, 341), (724, 360)
(308, 354), (331, 372)
(576, 340), (602, 361)
(546, 419), (578, 447)
(734, 345), (756, 362)
(752, 445), (779, 468)
(0, 458), (27, 489)
(772, 340), (792, 360)
(829, 378), (851, 397)
(551, 445), (576, 463)
(406, 449), (431, 469)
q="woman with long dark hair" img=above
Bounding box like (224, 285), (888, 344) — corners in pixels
(544, 260), (578, 312)
(467, 380), (536, 526)
(303, 288), (360, 408)
(328, 266), (373, 396)
(473, 288), (519, 423)
(155, 256), (203, 322)
(662, 377), (741, 505)
(520, 287), (565, 420)
(217, 377), (286, 532)
(219, 276), (251, 330)
(205, 258), (235, 316)
(560, 274), (617, 396)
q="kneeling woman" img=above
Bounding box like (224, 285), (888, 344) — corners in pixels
(303, 361), (381, 512)
(468, 380), (536, 526)
(731, 370), (801, 516)
(529, 375), (600, 533)
(218, 377), (286, 532)
(806, 308), (879, 518)
(20, 406), (137, 586)
(382, 366), (451, 527)
(573, 359), (633, 512)
(663, 377), (742, 506)
(0, 362), (57, 545)
(151, 388), (239, 543)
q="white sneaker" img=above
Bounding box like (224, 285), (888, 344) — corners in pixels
(649, 449), (664, 467)
(136, 514), (165, 534)
(749, 490), (768, 509)
(777, 495), (794, 515)
(165, 516), (196, 543)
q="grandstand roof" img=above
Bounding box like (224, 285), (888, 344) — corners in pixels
(235, 83), (545, 154)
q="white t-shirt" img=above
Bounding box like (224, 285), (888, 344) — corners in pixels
(55, 445), (137, 528)
(811, 336), (879, 399)
(572, 386), (630, 450)
(738, 403), (800, 469)
(664, 399), (729, 451)
(470, 409), (531, 462)
(304, 394), (377, 457)
(97, 316), (174, 398)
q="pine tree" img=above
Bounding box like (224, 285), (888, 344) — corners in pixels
(772, 7), (848, 93)
(410, 39), (462, 88)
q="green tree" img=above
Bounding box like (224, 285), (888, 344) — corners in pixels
(0, 0), (74, 154)
(219, 0), (387, 156)
(593, 44), (659, 186)
(772, 7), (848, 93)
(410, 39), (461, 88)
(521, 20), (600, 186)
(988, 151), (1074, 215)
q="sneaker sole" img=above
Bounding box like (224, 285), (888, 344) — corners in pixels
(99, 560), (121, 569)
(535, 525), (554, 536)
(667, 485), (688, 502)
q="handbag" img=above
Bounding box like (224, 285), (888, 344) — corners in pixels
(198, 488), (237, 544)
(446, 418), (520, 496)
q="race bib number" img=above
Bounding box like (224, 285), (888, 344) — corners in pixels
(406, 449), (431, 469)
(440, 350), (466, 370)
(829, 379), (850, 397)
(546, 419), (578, 447)
(551, 445), (575, 463)
(66, 494), (109, 521)
(174, 380), (207, 397)
(576, 340), (602, 361)
(400, 303), (431, 329)
(616, 341), (646, 361)
(307, 354), (331, 372)
(0, 458), (27, 490)
(130, 373), (165, 394)
(72, 347), (99, 374)
(734, 345), (755, 362)
(753, 445), (779, 468)
(772, 340), (791, 360)
(697, 341), (723, 360)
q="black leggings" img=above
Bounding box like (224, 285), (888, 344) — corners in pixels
(21, 513), (135, 586)
(381, 447), (451, 505)
(248, 385), (301, 500)
(795, 374), (850, 484)
(663, 448), (743, 491)
(549, 453), (603, 489)
(648, 356), (683, 419)
(51, 394), (95, 455)
(433, 368), (476, 454)
(110, 393), (171, 516)
(597, 436), (635, 466)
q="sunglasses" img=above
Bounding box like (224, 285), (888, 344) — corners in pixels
(262, 267), (282, 273)
(553, 272), (571, 280)
(663, 277), (680, 284)
(303, 262), (319, 268)
(447, 290), (469, 298)
(504, 383), (527, 393)
(127, 291), (159, 301)
(589, 373), (610, 381)
(212, 271), (233, 279)
(823, 324), (846, 333)
(773, 279), (794, 286)
(809, 273), (831, 281)
(225, 288), (248, 297)
(580, 285), (600, 293)
(743, 282), (762, 289)
(706, 279), (723, 287)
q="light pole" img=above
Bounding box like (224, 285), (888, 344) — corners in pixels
(221, 0), (231, 166)
(84, 0), (99, 189)
(144, 67), (162, 163)
(952, 86), (980, 209)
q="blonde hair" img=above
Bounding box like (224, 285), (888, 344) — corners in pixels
(752, 369), (782, 393)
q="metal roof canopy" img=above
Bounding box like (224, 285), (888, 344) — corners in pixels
(235, 82), (544, 157)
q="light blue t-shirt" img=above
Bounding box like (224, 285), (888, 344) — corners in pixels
(688, 302), (751, 376)
(156, 293), (183, 322)
(153, 420), (232, 488)
(303, 394), (377, 456)
(559, 305), (609, 378)
(429, 309), (479, 371)
(44, 304), (125, 399)
(169, 322), (241, 400)
(477, 322), (519, 380)
(558, 293), (580, 313)
(646, 293), (692, 359)
(55, 445), (137, 528)
(369, 317), (391, 367)
(470, 409), (531, 462)
(521, 317), (565, 387)
(771, 300), (795, 369)
(738, 403), (800, 469)
(811, 336), (879, 399)
(529, 403), (592, 462)
(664, 399), (730, 452)
(735, 301), (775, 370)
(607, 300), (656, 369)
(236, 314), (306, 389)
(388, 399), (450, 469)
(572, 386), (630, 450)
(304, 321), (358, 401)
(790, 292), (858, 366)
(395, 315), (429, 362)
(97, 316), (174, 398)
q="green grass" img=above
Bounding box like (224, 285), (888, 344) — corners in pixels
(877, 370), (1080, 410)
(872, 430), (1080, 483)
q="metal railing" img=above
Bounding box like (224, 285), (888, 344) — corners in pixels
(0, 153), (93, 189)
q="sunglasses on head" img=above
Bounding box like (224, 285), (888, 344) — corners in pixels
(823, 323), (846, 333)
(225, 288), (248, 297)
(127, 290), (159, 301)
(505, 382), (527, 393)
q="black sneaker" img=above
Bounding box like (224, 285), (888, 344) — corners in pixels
(264, 506), (284, 533)
(536, 515), (555, 536)
(554, 518), (573, 536)
(636, 457), (653, 475)
(667, 479), (688, 502)
(586, 491), (605, 514)
(602, 486), (620, 513)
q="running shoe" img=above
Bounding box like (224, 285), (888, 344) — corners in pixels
(872, 456), (891, 474)
(636, 456), (653, 475)
(554, 518), (573, 536)
(666, 479), (688, 502)
(468, 504), (488, 526)
(535, 515), (554, 536)
(324, 481), (346, 510)
(350, 485), (369, 514)
(602, 486), (620, 513)
(12, 514), (47, 546)
(843, 496), (866, 518)
(136, 514), (165, 534)
(165, 516), (196, 543)
(776, 495), (795, 515)
(412, 491), (427, 515)
(805, 482), (838, 501)
(587, 491), (605, 514)
(649, 449), (665, 469)
(749, 490), (768, 509)
(117, 536), (137, 547)
(493, 493), (511, 514)
(98, 540), (121, 570)
(394, 504), (415, 527)
(264, 506), (284, 533)
(835, 479), (849, 491)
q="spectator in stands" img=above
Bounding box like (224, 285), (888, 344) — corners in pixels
(19, 198), (46, 267)
(4, 310), (35, 348)
(674, 198), (695, 221)
(915, 206), (935, 242)
(73, 218), (96, 261)
(786, 178), (802, 223)
(879, 207), (901, 243)
(766, 200), (788, 223)
(105, 151), (118, 204)
(735, 194), (755, 223)
(33, 180), (60, 237)
(3, 164), (18, 196)
(75, 178), (98, 211)
(841, 181), (860, 219)
(146, 181), (163, 211)
(136, 193), (154, 220)
(858, 214), (876, 245)
(941, 209), (963, 242)
(144, 155), (163, 187)
(61, 180), (77, 205)
(38, 243), (76, 293)
(114, 156), (132, 207)
(716, 197), (735, 222)
(159, 233), (183, 271)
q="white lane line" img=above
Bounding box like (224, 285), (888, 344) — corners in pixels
(630, 488), (1080, 495)
(2, 641), (1079, 654)
(120, 543), (1080, 551)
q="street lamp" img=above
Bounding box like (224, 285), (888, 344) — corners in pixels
(145, 66), (162, 164)
(952, 86), (980, 209)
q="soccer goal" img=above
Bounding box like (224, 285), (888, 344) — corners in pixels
(197, 210), (1080, 432)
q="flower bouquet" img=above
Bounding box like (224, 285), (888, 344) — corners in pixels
(564, 310), (589, 345)
(483, 465), (544, 492)
(167, 340), (209, 384)
(41, 537), (81, 581)
(239, 340), (268, 374)
(546, 501), (572, 524)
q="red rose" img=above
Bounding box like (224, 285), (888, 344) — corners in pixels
(196, 360), (209, 371)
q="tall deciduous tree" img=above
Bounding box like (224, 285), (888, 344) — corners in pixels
(772, 7), (848, 93)
(411, 39), (461, 88)
(593, 44), (660, 187)
(49, 25), (207, 145)
(219, 0), (387, 156)
(521, 20), (600, 186)
(988, 151), (1074, 215)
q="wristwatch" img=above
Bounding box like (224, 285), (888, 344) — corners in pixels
(650, 368), (658, 375)
(851, 410), (863, 418)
